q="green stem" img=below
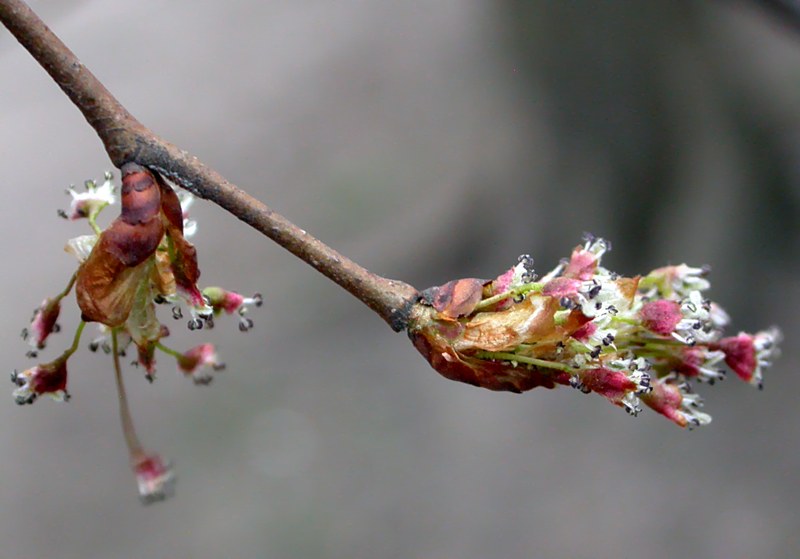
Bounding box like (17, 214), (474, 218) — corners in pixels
(155, 341), (182, 360)
(55, 270), (78, 301)
(87, 207), (105, 235)
(112, 329), (145, 459)
(473, 350), (573, 372)
(473, 283), (543, 312)
(57, 320), (86, 361)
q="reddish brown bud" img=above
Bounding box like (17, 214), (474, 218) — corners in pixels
(76, 165), (165, 326)
(409, 322), (558, 393)
(427, 278), (485, 319)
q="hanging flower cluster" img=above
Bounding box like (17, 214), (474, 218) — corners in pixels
(13, 164), (261, 503)
(408, 234), (780, 428)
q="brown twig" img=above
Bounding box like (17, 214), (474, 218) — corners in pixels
(0, 0), (419, 331)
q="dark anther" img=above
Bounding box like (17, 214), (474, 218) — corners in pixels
(213, 363), (227, 371)
(101, 342), (112, 354)
(559, 297), (573, 309)
(204, 316), (215, 330)
(88, 341), (100, 352)
(154, 294), (167, 305)
(52, 323), (61, 333)
(20, 328), (29, 340)
(588, 283), (602, 299)
(57, 209), (68, 219)
(172, 306), (183, 320)
(590, 346), (601, 359)
(188, 318), (203, 330)
(26, 350), (38, 359)
(253, 293), (263, 307)
(700, 264), (711, 276)
(602, 334), (615, 346)
(11, 370), (23, 386)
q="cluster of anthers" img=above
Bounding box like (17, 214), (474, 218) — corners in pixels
(13, 164), (261, 503)
(409, 234), (781, 428)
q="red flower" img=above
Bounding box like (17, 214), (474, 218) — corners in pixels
(11, 357), (69, 404)
(714, 328), (781, 388)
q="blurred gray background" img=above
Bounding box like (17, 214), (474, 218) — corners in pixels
(2, 1), (799, 558)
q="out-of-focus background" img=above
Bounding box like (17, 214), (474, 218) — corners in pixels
(2, 1), (799, 557)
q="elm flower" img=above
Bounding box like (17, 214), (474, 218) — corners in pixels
(640, 377), (712, 428)
(23, 297), (62, 350)
(64, 171), (116, 221)
(202, 287), (263, 331)
(408, 235), (781, 428)
(132, 452), (177, 504)
(14, 166), (261, 503)
(713, 327), (782, 388)
(176, 343), (226, 384)
(11, 356), (69, 405)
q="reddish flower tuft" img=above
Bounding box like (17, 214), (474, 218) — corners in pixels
(408, 234), (780, 428)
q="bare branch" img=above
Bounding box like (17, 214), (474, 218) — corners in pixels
(0, 0), (419, 331)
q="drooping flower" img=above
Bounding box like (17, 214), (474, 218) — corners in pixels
(64, 172), (116, 221)
(25, 297), (62, 350)
(14, 167), (261, 503)
(177, 343), (225, 384)
(408, 235), (781, 428)
(11, 356), (69, 404)
(132, 452), (177, 505)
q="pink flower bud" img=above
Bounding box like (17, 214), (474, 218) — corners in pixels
(639, 300), (682, 336)
(714, 328), (781, 388)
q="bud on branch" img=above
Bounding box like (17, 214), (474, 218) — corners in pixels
(408, 235), (781, 428)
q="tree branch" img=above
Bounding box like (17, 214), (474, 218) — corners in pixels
(0, 0), (419, 331)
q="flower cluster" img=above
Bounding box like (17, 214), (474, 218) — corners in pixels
(13, 164), (261, 503)
(409, 234), (780, 428)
